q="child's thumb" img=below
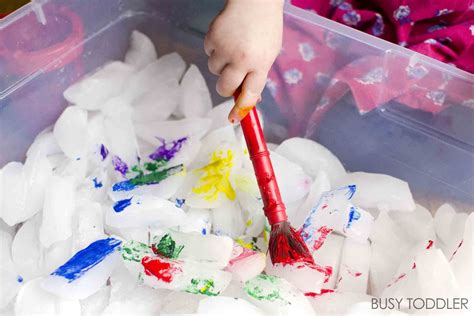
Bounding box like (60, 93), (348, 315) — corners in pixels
(228, 72), (266, 123)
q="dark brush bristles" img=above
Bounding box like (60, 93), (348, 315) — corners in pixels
(268, 221), (315, 265)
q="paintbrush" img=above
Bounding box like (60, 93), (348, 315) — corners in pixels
(233, 90), (315, 265)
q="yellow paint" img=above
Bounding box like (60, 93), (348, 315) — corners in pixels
(243, 148), (249, 156)
(237, 106), (254, 120)
(236, 238), (254, 250)
(245, 219), (253, 227)
(233, 174), (258, 194)
(192, 149), (236, 202)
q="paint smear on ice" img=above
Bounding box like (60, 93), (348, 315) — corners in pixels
(141, 256), (181, 283)
(149, 137), (187, 161)
(113, 197), (133, 212)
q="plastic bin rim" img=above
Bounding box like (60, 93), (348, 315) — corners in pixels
(284, 3), (473, 82)
(0, 0), (472, 84)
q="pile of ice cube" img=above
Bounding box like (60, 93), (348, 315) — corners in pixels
(0, 31), (472, 316)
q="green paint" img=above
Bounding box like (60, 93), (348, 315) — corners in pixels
(152, 234), (184, 259)
(244, 274), (285, 302)
(129, 164), (183, 186)
(122, 240), (152, 262)
(185, 278), (219, 296)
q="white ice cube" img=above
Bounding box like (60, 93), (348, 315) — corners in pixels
(206, 99), (234, 130)
(125, 30), (157, 69)
(265, 257), (326, 294)
(72, 200), (106, 252)
(275, 137), (346, 185)
(197, 296), (264, 315)
(179, 64), (212, 118)
(0, 162), (27, 226)
(244, 274), (315, 316)
(308, 291), (374, 315)
(15, 278), (81, 316)
(161, 291), (202, 314)
(152, 230), (234, 269)
(179, 208), (212, 235)
(26, 130), (61, 159)
(105, 195), (186, 229)
(434, 203), (456, 244)
(42, 237), (122, 300)
(132, 79), (180, 123)
(42, 238), (73, 275)
(39, 175), (76, 248)
(225, 246), (266, 283)
(311, 232), (345, 289)
(450, 213), (473, 297)
(64, 61), (135, 110)
(11, 216), (42, 280)
(0, 231), (22, 309)
(271, 150), (312, 204)
(123, 52), (186, 103)
(389, 203), (435, 244)
(335, 172), (416, 212)
(53, 106), (89, 159)
(211, 202), (246, 239)
(336, 239), (370, 293)
(23, 154), (52, 220)
(135, 117), (212, 146)
(80, 285), (110, 316)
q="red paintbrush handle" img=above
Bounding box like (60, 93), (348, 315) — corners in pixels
(235, 94), (287, 225)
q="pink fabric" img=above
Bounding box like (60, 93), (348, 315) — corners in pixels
(267, 0), (473, 136)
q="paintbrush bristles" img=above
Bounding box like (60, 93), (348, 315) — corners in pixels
(268, 221), (315, 265)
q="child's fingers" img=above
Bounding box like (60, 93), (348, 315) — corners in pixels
(208, 52), (228, 75)
(216, 65), (246, 97)
(228, 71), (266, 123)
(203, 33), (215, 57)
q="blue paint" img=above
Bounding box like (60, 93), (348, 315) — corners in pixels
(175, 198), (185, 208)
(17, 275), (23, 283)
(113, 197), (133, 213)
(100, 144), (109, 161)
(346, 207), (361, 228)
(76, 157), (81, 161)
(92, 177), (103, 189)
(112, 180), (136, 192)
(112, 155), (129, 177)
(201, 228), (207, 235)
(51, 238), (121, 283)
(346, 185), (357, 199)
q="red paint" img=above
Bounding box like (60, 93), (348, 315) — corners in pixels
(450, 239), (463, 261)
(412, 262), (417, 269)
(270, 222), (315, 265)
(347, 268), (362, 277)
(305, 289), (335, 297)
(426, 240), (434, 249)
(386, 273), (407, 288)
(312, 226), (333, 251)
(141, 256), (181, 283)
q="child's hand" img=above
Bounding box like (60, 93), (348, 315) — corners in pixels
(204, 0), (284, 122)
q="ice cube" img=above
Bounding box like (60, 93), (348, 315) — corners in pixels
(72, 200), (106, 252)
(225, 245), (266, 283)
(11, 216), (42, 280)
(179, 65), (212, 118)
(389, 203), (435, 244)
(335, 172), (415, 212)
(103, 285), (168, 316)
(125, 30), (157, 69)
(80, 285), (110, 316)
(197, 296), (265, 315)
(122, 52), (186, 103)
(335, 239), (370, 293)
(103, 104), (139, 168)
(434, 203), (456, 244)
(42, 238), (73, 275)
(151, 230), (234, 269)
(53, 106), (89, 159)
(23, 154), (52, 220)
(121, 240), (232, 295)
(300, 186), (373, 245)
(1, 162), (27, 226)
(55, 156), (89, 186)
(292, 171), (331, 228)
(275, 137), (346, 185)
(270, 150), (312, 204)
(39, 175), (76, 248)
(179, 208), (212, 235)
(190, 126), (239, 168)
(244, 274), (315, 315)
(307, 291), (374, 315)
(311, 232), (345, 289)
(135, 118), (212, 146)
(265, 257), (326, 294)
(105, 195), (186, 228)
(15, 278), (81, 316)
(42, 237), (122, 300)
(26, 130), (61, 159)
(64, 61), (135, 110)
(450, 214), (473, 297)
(0, 231), (22, 309)
(161, 291), (202, 314)
(206, 99), (234, 130)
(132, 79), (180, 123)
(434, 204), (468, 258)
(211, 202), (246, 238)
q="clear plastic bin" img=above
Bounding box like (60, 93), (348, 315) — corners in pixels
(0, 0), (473, 212)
